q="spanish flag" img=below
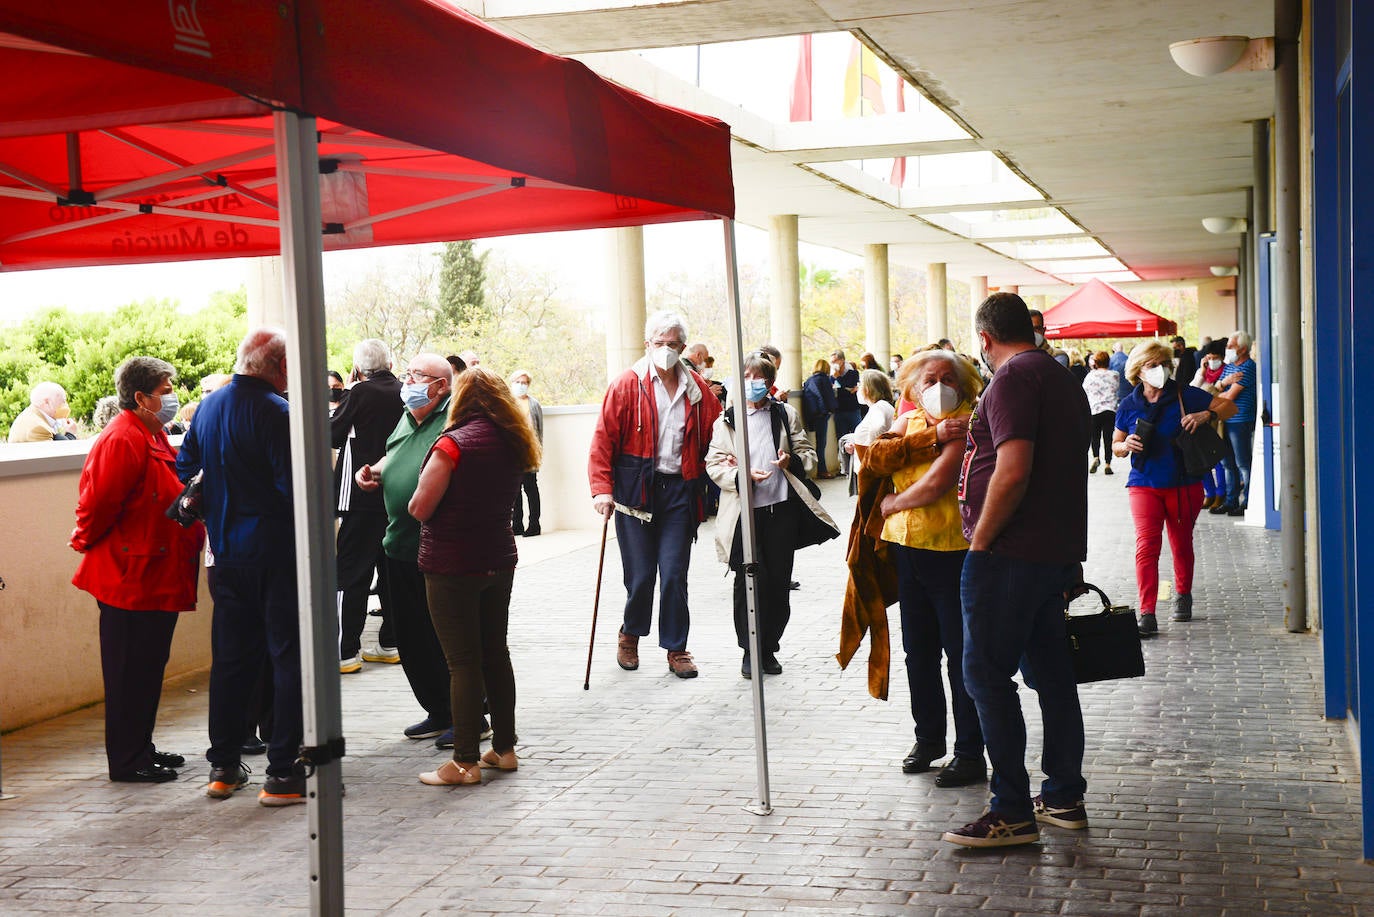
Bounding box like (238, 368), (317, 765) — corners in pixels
(843, 40), (884, 118)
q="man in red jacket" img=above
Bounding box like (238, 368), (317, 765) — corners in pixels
(588, 310), (722, 678)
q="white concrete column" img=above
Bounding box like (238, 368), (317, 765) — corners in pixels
(970, 275), (988, 343)
(607, 226), (647, 381)
(247, 256), (287, 328)
(769, 215), (802, 394)
(864, 244), (891, 366)
(926, 262), (947, 345)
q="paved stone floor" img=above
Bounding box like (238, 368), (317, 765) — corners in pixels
(1, 471), (1370, 915)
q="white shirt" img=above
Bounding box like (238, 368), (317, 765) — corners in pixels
(851, 400), (896, 448)
(651, 367), (687, 474)
(745, 403), (788, 508)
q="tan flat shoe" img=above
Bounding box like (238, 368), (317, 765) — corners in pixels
(419, 760), (481, 786)
(480, 748), (518, 771)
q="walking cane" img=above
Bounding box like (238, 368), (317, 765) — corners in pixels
(583, 512), (611, 690)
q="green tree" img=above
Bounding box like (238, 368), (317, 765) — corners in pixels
(436, 240), (488, 335)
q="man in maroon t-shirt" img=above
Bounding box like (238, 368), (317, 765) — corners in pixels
(943, 292), (1091, 848)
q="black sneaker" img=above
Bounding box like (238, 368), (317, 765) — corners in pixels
(259, 774), (307, 807)
(1033, 795), (1089, 829)
(741, 653), (752, 680)
(1138, 613), (1159, 637)
(404, 717), (450, 740)
(205, 763), (251, 799)
(1209, 502), (1232, 515)
(761, 654), (783, 675)
(1173, 593), (1193, 622)
(942, 810), (1039, 847)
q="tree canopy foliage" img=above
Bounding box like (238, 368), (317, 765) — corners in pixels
(0, 289), (247, 439)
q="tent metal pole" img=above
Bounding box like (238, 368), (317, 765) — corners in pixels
(273, 110), (346, 916)
(722, 217), (771, 816)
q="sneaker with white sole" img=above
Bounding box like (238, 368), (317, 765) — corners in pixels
(1033, 795), (1089, 829)
(339, 654), (362, 674)
(942, 810), (1039, 847)
(361, 644), (400, 664)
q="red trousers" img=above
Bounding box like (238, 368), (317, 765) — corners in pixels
(1128, 483), (1204, 614)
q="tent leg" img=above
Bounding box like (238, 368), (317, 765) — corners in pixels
(274, 110), (346, 916)
(722, 217), (772, 816)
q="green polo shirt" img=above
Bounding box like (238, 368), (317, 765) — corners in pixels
(380, 394), (451, 563)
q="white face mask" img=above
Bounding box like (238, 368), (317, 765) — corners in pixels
(1205, 357), (1222, 370)
(650, 345), (680, 372)
(511, 382), (529, 397)
(920, 382), (960, 419)
(1034, 332), (1046, 348)
(700, 367), (714, 381)
(1142, 364), (1171, 389)
(1224, 348), (1238, 364)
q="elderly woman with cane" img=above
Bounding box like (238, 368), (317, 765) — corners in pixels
(409, 368), (541, 786)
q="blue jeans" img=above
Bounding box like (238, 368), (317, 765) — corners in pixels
(1222, 420), (1255, 508)
(894, 545), (982, 760)
(960, 551), (1086, 821)
(812, 416), (831, 476)
(617, 473), (696, 652)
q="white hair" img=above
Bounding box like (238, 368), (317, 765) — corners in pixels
(234, 327), (287, 378)
(352, 338), (391, 374)
(1231, 330), (1253, 351)
(29, 381), (64, 410)
(644, 310), (688, 344)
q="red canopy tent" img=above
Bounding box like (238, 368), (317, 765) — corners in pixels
(0, 2), (732, 269)
(1041, 277), (1177, 339)
(0, 4), (758, 910)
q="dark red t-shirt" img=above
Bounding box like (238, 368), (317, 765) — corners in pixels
(958, 348), (1090, 563)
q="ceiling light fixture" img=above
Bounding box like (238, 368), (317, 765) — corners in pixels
(1169, 36), (1275, 77)
(1202, 217), (1247, 234)
(1210, 266), (1240, 277)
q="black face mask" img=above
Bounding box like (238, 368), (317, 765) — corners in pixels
(329, 388), (344, 403)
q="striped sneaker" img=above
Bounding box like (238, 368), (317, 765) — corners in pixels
(942, 810), (1039, 847)
(1033, 795), (1089, 829)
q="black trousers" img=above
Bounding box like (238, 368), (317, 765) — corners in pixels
(512, 471), (540, 533)
(732, 499), (800, 657)
(1090, 410), (1115, 460)
(383, 555), (453, 724)
(98, 603), (178, 778)
(207, 564), (303, 779)
(336, 511), (391, 657)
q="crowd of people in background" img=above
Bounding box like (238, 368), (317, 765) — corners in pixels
(48, 292), (1262, 844)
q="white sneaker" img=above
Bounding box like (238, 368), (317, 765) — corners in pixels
(339, 654), (363, 674)
(361, 644), (400, 664)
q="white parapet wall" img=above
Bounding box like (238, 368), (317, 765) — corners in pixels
(0, 406), (606, 729)
(0, 440), (214, 731)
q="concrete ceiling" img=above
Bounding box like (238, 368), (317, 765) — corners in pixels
(467, 0), (1274, 289)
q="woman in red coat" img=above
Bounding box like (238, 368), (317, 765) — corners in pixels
(70, 357), (205, 783)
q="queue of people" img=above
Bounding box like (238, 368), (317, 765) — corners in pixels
(58, 298), (1258, 850)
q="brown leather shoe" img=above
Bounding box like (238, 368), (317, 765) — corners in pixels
(667, 650), (699, 678)
(617, 629), (639, 671)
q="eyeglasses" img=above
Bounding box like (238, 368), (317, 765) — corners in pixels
(402, 370), (438, 383)
(650, 340), (686, 352)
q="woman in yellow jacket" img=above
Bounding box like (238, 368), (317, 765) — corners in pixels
(864, 349), (985, 788)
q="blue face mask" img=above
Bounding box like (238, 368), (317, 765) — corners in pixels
(400, 382), (433, 411)
(745, 379), (770, 403)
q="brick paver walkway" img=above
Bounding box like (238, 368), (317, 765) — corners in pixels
(0, 471), (1369, 915)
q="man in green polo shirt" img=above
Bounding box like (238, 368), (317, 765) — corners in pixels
(355, 352), (456, 743)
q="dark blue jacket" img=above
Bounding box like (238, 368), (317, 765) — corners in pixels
(177, 374), (294, 567)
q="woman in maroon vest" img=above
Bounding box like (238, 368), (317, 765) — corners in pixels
(409, 368), (542, 786)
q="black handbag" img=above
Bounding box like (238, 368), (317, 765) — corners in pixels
(165, 470), (204, 528)
(1064, 583), (1145, 684)
(1172, 388), (1229, 476)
